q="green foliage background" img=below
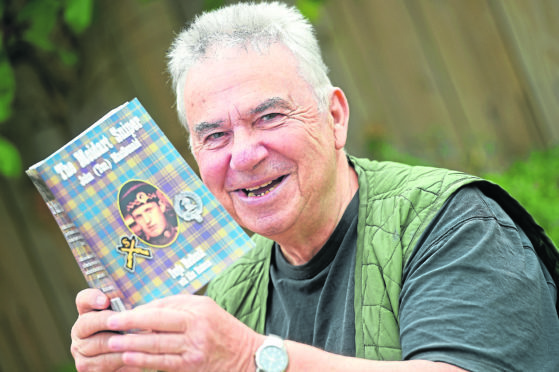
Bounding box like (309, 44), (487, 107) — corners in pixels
(0, 0), (94, 178)
(483, 147), (559, 246)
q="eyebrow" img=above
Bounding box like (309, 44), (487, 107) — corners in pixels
(251, 97), (292, 115)
(193, 120), (224, 138)
(193, 97), (292, 137)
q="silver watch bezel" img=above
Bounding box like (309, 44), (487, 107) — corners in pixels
(255, 334), (288, 372)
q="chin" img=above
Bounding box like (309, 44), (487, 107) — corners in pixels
(243, 216), (291, 239)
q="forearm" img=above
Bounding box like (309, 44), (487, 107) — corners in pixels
(283, 340), (466, 372)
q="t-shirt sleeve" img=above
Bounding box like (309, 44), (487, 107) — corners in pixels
(399, 185), (559, 372)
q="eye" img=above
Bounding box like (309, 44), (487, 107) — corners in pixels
(256, 112), (287, 128)
(261, 113), (283, 122)
(201, 131), (230, 149)
(206, 132), (226, 141)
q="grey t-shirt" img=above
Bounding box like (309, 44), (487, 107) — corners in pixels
(400, 185), (559, 371)
(265, 191), (358, 356)
(265, 185), (559, 371)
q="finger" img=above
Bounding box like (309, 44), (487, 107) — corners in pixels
(136, 293), (197, 309)
(116, 366), (146, 372)
(107, 308), (188, 333)
(71, 329), (117, 358)
(108, 333), (188, 354)
(72, 309), (118, 340)
(121, 351), (186, 372)
(73, 351), (129, 372)
(135, 294), (216, 315)
(76, 288), (110, 314)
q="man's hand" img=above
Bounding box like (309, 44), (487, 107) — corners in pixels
(70, 288), (141, 371)
(103, 294), (263, 372)
(70, 290), (467, 372)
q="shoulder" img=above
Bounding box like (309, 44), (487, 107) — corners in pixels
(403, 183), (539, 285)
(349, 156), (481, 198)
(349, 155), (482, 224)
(430, 184), (517, 236)
(407, 184), (520, 257)
(349, 155), (482, 258)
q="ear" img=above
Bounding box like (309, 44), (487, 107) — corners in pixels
(157, 199), (168, 213)
(329, 88), (350, 150)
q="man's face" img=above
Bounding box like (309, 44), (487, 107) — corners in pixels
(131, 201), (168, 240)
(183, 44), (345, 241)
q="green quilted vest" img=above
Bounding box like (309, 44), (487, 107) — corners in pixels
(206, 156), (559, 361)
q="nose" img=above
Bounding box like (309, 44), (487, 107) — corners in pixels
(229, 129), (267, 171)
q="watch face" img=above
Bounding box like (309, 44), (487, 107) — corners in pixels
(258, 345), (288, 372)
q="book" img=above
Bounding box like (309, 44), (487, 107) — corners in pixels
(27, 98), (254, 311)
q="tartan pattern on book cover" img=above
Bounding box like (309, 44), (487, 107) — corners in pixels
(28, 98), (253, 309)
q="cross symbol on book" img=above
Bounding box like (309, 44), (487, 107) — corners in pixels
(117, 236), (153, 272)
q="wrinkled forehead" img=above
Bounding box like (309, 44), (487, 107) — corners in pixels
(184, 44), (308, 110)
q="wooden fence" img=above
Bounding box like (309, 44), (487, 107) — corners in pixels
(319, 0), (559, 171)
(1, 0), (557, 370)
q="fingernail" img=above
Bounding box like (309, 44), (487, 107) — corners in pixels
(108, 335), (123, 351)
(107, 314), (119, 329)
(96, 295), (107, 307)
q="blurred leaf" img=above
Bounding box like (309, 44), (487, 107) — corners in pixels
(63, 0), (93, 34)
(296, 0), (325, 22)
(0, 56), (15, 122)
(58, 48), (78, 65)
(483, 146), (559, 246)
(203, 0), (225, 11)
(18, 0), (60, 51)
(0, 136), (22, 177)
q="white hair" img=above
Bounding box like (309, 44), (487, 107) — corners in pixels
(167, 1), (332, 129)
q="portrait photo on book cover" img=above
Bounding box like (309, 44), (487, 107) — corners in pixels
(118, 180), (179, 247)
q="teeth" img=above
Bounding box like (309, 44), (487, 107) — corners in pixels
(245, 181), (278, 197)
(245, 181), (272, 192)
(247, 186), (275, 197)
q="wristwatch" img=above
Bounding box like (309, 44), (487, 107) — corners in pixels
(255, 334), (289, 372)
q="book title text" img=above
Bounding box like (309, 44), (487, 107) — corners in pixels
(53, 116), (144, 186)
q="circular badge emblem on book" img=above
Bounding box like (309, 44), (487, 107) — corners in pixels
(174, 191), (204, 224)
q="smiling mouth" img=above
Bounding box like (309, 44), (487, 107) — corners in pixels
(242, 176), (285, 197)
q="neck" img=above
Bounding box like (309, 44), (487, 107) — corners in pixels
(272, 158), (359, 265)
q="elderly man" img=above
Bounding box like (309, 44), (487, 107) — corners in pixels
(71, 2), (559, 371)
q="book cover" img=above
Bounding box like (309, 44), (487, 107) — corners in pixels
(27, 98), (253, 310)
